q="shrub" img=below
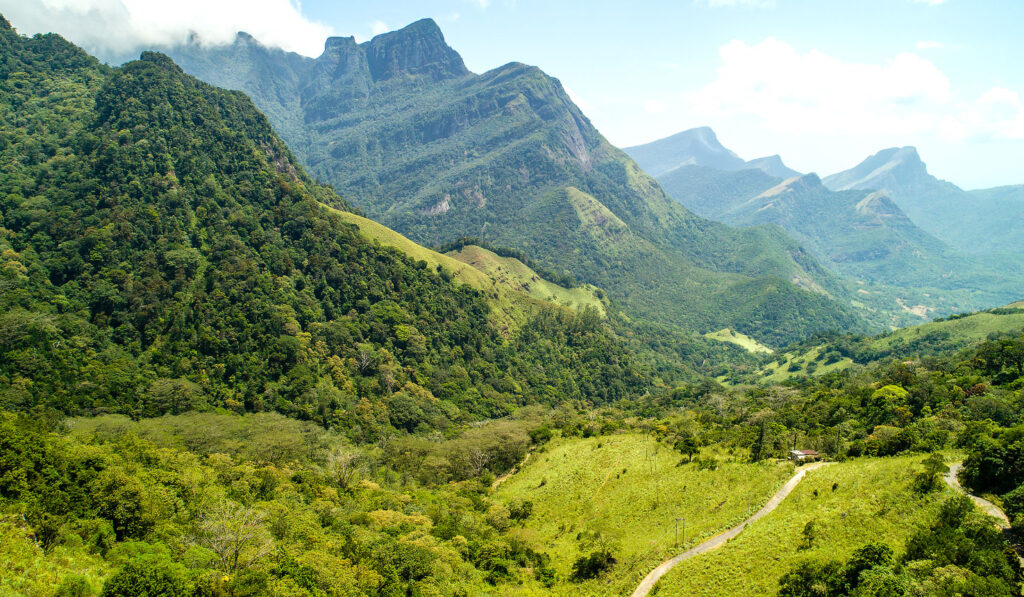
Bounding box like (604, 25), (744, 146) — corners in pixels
(570, 549), (616, 581)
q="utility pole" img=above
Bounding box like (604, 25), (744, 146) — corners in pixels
(675, 516), (685, 547)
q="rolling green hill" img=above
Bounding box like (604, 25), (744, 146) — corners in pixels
(824, 147), (1024, 264)
(322, 206), (603, 333)
(163, 20), (865, 346)
(652, 456), (949, 596)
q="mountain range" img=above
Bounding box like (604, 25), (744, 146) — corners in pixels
(628, 128), (1024, 322)
(160, 20), (862, 346)
(624, 127), (801, 179)
(824, 146), (1024, 259)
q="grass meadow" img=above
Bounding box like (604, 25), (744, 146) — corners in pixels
(493, 433), (794, 595)
(650, 454), (950, 596)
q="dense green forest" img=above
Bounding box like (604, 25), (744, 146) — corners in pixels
(0, 23), (653, 432)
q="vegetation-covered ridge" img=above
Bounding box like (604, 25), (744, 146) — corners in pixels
(0, 24), (650, 430)
(757, 303), (1024, 383)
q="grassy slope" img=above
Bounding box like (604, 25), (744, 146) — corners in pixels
(447, 244), (605, 315)
(325, 206), (492, 290)
(653, 455), (949, 596)
(759, 347), (855, 383)
(867, 305), (1024, 354)
(705, 329), (774, 354)
(493, 434), (793, 596)
(325, 205), (598, 331)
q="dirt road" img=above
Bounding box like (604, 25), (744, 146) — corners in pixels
(943, 462), (1012, 528)
(630, 461), (831, 597)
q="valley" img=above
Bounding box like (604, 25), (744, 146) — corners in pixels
(1, 7), (1024, 597)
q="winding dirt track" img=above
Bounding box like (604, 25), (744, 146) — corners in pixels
(630, 461), (831, 597)
(943, 461), (1023, 567)
(942, 462), (1011, 528)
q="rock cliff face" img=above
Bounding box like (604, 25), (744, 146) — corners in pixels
(362, 18), (469, 83)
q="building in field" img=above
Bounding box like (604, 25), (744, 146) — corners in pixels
(789, 449), (822, 463)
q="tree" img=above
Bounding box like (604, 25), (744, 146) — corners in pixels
(674, 436), (700, 462)
(777, 560), (844, 597)
(799, 520), (818, 550)
(914, 453), (948, 494)
(326, 445), (362, 489)
(194, 499), (273, 572)
(570, 550), (616, 581)
(100, 558), (190, 597)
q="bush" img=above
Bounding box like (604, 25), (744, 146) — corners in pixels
(508, 500), (534, 521)
(101, 559), (191, 597)
(570, 549), (616, 581)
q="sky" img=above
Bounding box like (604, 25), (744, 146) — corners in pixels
(4, 0), (1024, 189)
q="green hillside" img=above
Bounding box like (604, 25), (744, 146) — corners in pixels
(824, 147), (1024, 269)
(493, 434), (793, 595)
(446, 244), (606, 316)
(652, 456), (950, 596)
(652, 151), (1024, 323)
(165, 20), (865, 347)
(323, 206), (602, 333)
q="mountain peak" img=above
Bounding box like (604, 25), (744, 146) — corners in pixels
(361, 18), (469, 82)
(324, 35), (359, 51)
(624, 126), (745, 176)
(746, 154), (801, 179)
(823, 146), (933, 194)
(0, 14), (12, 31)
(874, 146), (924, 169)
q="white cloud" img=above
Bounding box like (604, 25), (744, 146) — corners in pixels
(686, 38), (951, 137)
(370, 20), (389, 36)
(953, 87), (1024, 140)
(469, 0), (491, 8)
(916, 40), (943, 50)
(1, 0), (334, 57)
(697, 0), (775, 7)
(643, 100), (667, 114)
(676, 37), (1024, 147)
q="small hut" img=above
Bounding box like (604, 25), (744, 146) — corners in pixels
(789, 449), (822, 463)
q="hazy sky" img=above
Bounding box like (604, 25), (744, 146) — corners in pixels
(5, 0), (1024, 189)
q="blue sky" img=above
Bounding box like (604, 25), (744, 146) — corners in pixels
(5, 0), (1024, 188)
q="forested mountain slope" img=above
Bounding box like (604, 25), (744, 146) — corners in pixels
(164, 19), (864, 346)
(0, 20), (653, 427)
